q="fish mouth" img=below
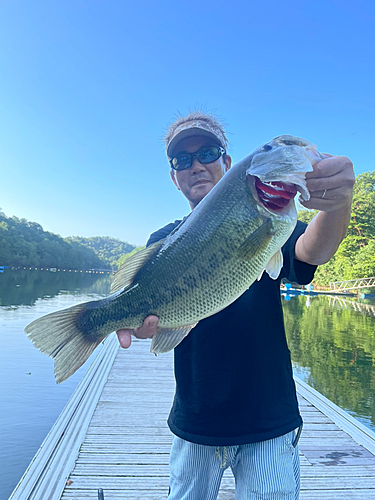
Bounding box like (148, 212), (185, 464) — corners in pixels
(254, 177), (297, 211)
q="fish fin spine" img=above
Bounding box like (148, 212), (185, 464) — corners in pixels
(110, 239), (166, 294)
(150, 323), (198, 354)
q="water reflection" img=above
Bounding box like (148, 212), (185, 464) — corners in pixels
(329, 295), (375, 318)
(0, 268), (112, 306)
(282, 294), (375, 432)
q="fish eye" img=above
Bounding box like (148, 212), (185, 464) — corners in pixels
(262, 144), (273, 151)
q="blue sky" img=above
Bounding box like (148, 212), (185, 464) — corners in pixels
(1, 0), (374, 246)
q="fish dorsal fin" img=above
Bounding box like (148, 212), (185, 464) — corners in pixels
(150, 323), (198, 354)
(110, 239), (165, 294)
(265, 249), (283, 279)
(236, 219), (274, 260)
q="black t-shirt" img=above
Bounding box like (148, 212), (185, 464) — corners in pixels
(147, 220), (316, 446)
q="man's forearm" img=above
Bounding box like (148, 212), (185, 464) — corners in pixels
(295, 202), (352, 265)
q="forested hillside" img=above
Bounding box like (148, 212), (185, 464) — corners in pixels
(0, 213), (135, 270)
(0, 214), (104, 269)
(66, 236), (135, 269)
(298, 171), (375, 285)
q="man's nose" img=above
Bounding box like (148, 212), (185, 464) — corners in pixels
(190, 157), (206, 172)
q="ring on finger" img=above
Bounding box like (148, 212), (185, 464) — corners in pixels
(321, 189), (327, 199)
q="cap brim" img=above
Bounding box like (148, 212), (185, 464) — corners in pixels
(167, 128), (222, 158)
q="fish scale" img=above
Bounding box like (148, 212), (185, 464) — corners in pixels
(25, 135), (316, 383)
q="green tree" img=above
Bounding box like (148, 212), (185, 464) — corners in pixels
(66, 236), (135, 269)
(297, 171), (375, 286)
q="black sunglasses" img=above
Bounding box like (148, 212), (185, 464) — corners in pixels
(170, 146), (226, 171)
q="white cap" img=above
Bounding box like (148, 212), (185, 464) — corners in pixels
(166, 118), (227, 159)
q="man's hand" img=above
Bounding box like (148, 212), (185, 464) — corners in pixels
(295, 153), (355, 265)
(300, 154), (355, 212)
(116, 315), (159, 349)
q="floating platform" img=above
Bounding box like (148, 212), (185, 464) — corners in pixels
(10, 335), (375, 499)
(281, 288), (357, 297)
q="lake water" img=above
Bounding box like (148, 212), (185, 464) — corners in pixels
(1, 270), (375, 499)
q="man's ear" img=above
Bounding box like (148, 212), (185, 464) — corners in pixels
(170, 169), (180, 190)
(224, 154), (232, 172)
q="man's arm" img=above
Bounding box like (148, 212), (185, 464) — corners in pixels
(295, 155), (355, 265)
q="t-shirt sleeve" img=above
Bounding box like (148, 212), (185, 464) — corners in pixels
(281, 220), (317, 285)
(146, 220), (182, 247)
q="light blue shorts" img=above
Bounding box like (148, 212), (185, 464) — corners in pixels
(168, 428), (301, 500)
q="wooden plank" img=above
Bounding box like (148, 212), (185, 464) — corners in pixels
(62, 492), (375, 500)
(80, 444), (172, 454)
(64, 474), (375, 490)
(68, 462), (375, 477)
(72, 464), (170, 475)
(63, 476), (170, 489)
(300, 465), (375, 476)
(299, 445), (374, 455)
(62, 493), (375, 500)
(86, 426), (172, 436)
(299, 493), (375, 500)
(83, 434), (172, 444)
(62, 492), (168, 499)
(305, 456), (375, 466)
(76, 454), (170, 465)
(84, 422), (347, 434)
(299, 477), (375, 488)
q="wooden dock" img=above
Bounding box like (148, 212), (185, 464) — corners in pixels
(11, 335), (375, 499)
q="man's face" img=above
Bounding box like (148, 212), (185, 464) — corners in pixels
(170, 135), (231, 209)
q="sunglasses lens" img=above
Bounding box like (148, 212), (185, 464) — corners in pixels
(172, 153), (191, 170)
(196, 147), (221, 163)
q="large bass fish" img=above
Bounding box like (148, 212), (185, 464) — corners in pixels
(26, 135), (318, 383)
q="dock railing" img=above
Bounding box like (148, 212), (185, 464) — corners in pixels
(330, 276), (375, 292)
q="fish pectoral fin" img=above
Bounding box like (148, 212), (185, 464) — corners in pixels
(236, 219), (274, 260)
(257, 270), (265, 281)
(265, 249), (283, 279)
(110, 239), (166, 294)
(150, 323), (198, 354)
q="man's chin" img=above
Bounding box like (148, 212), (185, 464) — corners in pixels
(191, 182), (212, 197)
(183, 182), (213, 208)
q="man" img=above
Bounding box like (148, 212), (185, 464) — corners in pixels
(117, 111), (355, 499)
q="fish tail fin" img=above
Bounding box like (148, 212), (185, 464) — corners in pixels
(25, 302), (104, 384)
